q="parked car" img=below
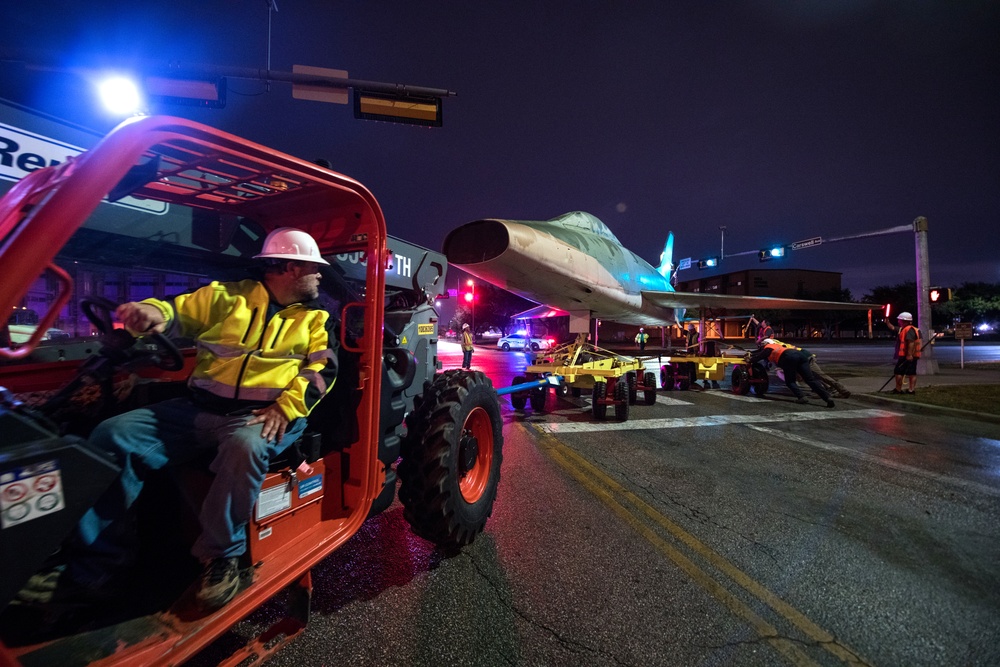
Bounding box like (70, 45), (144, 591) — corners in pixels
(496, 333), (555, 351)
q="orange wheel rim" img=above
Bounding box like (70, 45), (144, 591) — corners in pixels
(459, 406), (493, 503)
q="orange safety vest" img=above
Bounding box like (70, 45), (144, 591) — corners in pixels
(763, 342), (787, 364)
(896, 325), (921, 358)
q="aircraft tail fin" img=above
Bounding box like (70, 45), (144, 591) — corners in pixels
(656, 232), (675, 283)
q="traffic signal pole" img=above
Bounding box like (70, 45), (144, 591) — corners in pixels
(914, 216), (938, 375)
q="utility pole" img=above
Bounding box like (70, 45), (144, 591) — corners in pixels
(914, 216), (938, 375)
(719, 226), (726, 260)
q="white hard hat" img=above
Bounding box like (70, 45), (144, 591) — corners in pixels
(254, 227), (329, 265)
(897, 311), (912, 321)
(462, 323), (470, 329)
(639, 327), (644, 331)
(762, 338), (777, 345)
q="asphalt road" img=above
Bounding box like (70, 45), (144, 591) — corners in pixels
(193, 342), (1000, 667)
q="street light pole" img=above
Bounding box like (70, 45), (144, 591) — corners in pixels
(913, 217), (938, 375)
(720, 225), (726, 260)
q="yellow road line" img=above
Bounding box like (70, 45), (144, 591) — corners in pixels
(532, 425), (870, 667)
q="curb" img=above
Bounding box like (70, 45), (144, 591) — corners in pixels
(851, 392), (1000, 425)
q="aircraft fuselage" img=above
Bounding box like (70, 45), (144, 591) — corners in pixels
(443, 212), (675, 325)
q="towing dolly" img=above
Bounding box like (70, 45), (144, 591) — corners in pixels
(658, 345), (770, 397)
(501, 335), (657, 421)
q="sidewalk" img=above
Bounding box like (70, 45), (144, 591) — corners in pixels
(841, 366), (1000, 424)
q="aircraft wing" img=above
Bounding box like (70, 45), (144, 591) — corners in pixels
(642, 290), (875, 313)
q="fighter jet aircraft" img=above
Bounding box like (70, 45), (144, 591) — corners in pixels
(442, 211), (873, 327)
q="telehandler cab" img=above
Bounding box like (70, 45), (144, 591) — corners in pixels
(0, 115), (504, 665)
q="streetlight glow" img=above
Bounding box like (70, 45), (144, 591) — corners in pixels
(98, 76), (143, 115)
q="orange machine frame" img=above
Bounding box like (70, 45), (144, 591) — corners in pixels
(0, 116), (389, 666)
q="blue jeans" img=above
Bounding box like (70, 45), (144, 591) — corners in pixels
(69, 397), (306, 587)
(462, 348), (473, 368)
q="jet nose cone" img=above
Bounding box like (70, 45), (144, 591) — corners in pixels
(443, 219), (511, 265)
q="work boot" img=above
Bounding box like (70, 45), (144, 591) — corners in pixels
(15, 565), (67, 605)
(838, 390), (851, 398)
(195, 557), (241, 611)
(826, 400), (836, 408)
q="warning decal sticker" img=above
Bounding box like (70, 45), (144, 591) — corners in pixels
(1, 459), (66, 529)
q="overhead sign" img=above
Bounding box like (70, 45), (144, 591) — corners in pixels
(0, 121), (167, 215)
(292, 65), (349, 105)
(790, 237), (823, 250)
(677, 257), (692, 270)
(954, 322), (973, 340)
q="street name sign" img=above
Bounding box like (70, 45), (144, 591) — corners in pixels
(790, 237), (823, 250)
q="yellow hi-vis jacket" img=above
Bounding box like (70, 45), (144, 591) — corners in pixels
(142, 279), (337, 420)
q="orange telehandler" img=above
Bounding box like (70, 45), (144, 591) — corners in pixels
(0, 115), (504, 665)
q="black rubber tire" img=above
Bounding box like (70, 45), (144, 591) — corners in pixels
(626, 371), (638, 405)
(510, 375), (528, 410)
(592, 381), (608, 420)
(614, 379), (630, 422)
(643, 372), (657, 405)
(529, 385), (547, 412)
(731, 365), (751, 395)
(501, 343), (511, 351)
(571, 387), (582, 397)
(660, 365), (675, 391)
(530, 342), (540, 351)
(398, 369), (504, 550)
(751, 363), (770, 396)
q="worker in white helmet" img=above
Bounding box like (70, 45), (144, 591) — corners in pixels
(885, 311), (921, 394)
(18, 227), (338, 613)
(635, 327), (649, 351)
(461, 323), (474, 369)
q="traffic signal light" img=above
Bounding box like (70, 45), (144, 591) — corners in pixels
(929, 287), (952, 303)
(698, 256), (719, 270)
(758, 247), (785, 262)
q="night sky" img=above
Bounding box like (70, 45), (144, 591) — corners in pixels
(2, 1), (997, 298)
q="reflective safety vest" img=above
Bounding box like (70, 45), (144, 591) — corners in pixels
(636, 332), (649, 344)
(763, 342), (787, 364)
(896, 325), (921, 358)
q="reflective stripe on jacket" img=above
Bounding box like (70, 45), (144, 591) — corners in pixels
(143, 279), (336, 420)
(896, 325), (921, 358)
(461, 330), (474, 350)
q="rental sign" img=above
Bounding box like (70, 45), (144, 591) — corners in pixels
(0, 121), (167, 214)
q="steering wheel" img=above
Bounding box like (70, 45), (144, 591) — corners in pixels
(81, 296), (185, 372)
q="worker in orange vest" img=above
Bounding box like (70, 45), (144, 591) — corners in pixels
(885, 311), (921, 394)
(747, 339), (835, 407)
(460, 323), (474, 369)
